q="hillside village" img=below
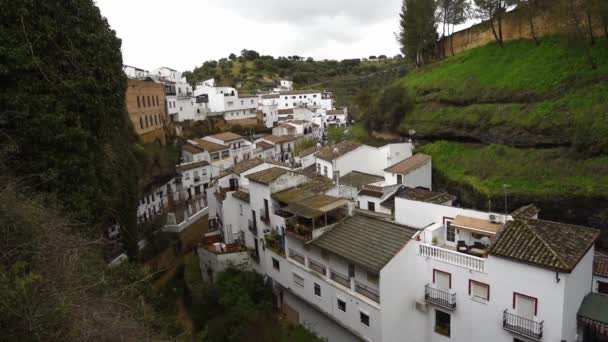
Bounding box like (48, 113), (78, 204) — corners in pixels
(3, 0), (608, 341)
(107, 53), (608, 341)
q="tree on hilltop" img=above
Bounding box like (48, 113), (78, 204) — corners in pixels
(436, 0), (470, 55)
(473, 0), (517, 47)
(398, 0), (438, 66)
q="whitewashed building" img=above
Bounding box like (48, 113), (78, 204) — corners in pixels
(314, 141), (413, 181)
(202, 132), (257, 164)
(259, 94), (280, 128)
(194, 136), (603, 342)
(278, 90), (333, 111)
(152, 66), (197, 122)
(123, 64), (150, 79)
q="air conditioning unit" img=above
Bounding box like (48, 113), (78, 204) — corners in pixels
(415, 300), (428, 313)
(489, 214), (499, 223)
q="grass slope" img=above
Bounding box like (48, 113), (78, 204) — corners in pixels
(418, 141), (608, 199)
(400, 36), (608, 153)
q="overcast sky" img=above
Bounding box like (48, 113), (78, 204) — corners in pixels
(95, 0), (478, 72)
(94, 0), (408, 71)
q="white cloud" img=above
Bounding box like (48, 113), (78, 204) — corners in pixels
(95, 0), (403, 71)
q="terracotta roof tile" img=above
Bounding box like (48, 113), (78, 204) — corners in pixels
(193, 139), (229, 152)
(594, 254), (608, 277)
(246, 167), (289, 185)
(384, 153), (431, 174)
(490, 218), (599, 272)
(311, 214), (418, 273)
(340, 171), (383, 189)
(316, 141), (362, 161)
(176, 160), (209, 172)
(256, 141), (274, 150)
(511, 204), (541, 219)
(206, 132), (244, 142)
(232, 190), (250, 203)
(230, 158), (264, 175)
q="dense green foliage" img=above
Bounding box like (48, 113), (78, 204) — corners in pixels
(361, 84), (414, 131)
(0, 180), (162, 340)
(187, 268), (324, 342)
(399, 36), (608, 155)
(183, 56), (404, 100)
(0, 1), (139, 253)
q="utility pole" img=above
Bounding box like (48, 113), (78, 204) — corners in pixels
(503, 184), (511, 216)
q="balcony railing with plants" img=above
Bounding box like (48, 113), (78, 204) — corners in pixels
(425, 284), (456, 311)
(355, 280), (380, 303)
(286, 218), (313, 241)
(503, 310), (543, 340)
(265, 232), (285, 257)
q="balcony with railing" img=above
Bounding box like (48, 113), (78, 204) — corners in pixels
(330, 269), (351, 288)
(273, 206), (293, 218)
(503, 310), (543, 340)
(288, 248), (305, 265)
(308, 258), (327, 276)
(424, 284), (456, 311)
(355, 281), (380, 303)
(265, 231), (285, 257)
(286, 220), (313, 241)
(419, 243), (485, 272)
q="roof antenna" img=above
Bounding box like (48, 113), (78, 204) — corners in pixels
(503, 184), (511, 218)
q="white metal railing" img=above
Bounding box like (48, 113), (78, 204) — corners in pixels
(419, 243), (485, 272)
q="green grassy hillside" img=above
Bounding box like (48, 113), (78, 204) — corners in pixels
(184, 58), (405, 108)
(418, 141), (608, 198)
(390, 36), (608, 234)
(400, 37), (608, 154)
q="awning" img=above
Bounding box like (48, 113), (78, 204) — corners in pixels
(578, 292), (608, 327)
(271, 188), (315, 204)
(282, 195), (348, 219)
(452, 215), (502, 235)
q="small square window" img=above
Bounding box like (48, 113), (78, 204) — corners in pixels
(367, 202), (375, 211)
(314, 283), (321, 297)
(272, 258), (280, 271)
(337, 299), (346, 312)
(598, 281), (608, 295)
(360, 312), (370, 327)
(435, 310), (450, 337)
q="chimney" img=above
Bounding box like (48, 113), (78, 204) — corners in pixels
(347, 202), (355, 216)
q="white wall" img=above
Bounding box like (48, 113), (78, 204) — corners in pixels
(562, 248), (594, 341)
(283, 238), (382, 342)
(278, 92), (323, 110)
(316, 143), (413, 182)
(395, 197), (506, 229)
(357, 194), (391, 215)
(384, 160), (432, 190)
(284, 291), (364, 342)
(380, 241), (425, 342)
